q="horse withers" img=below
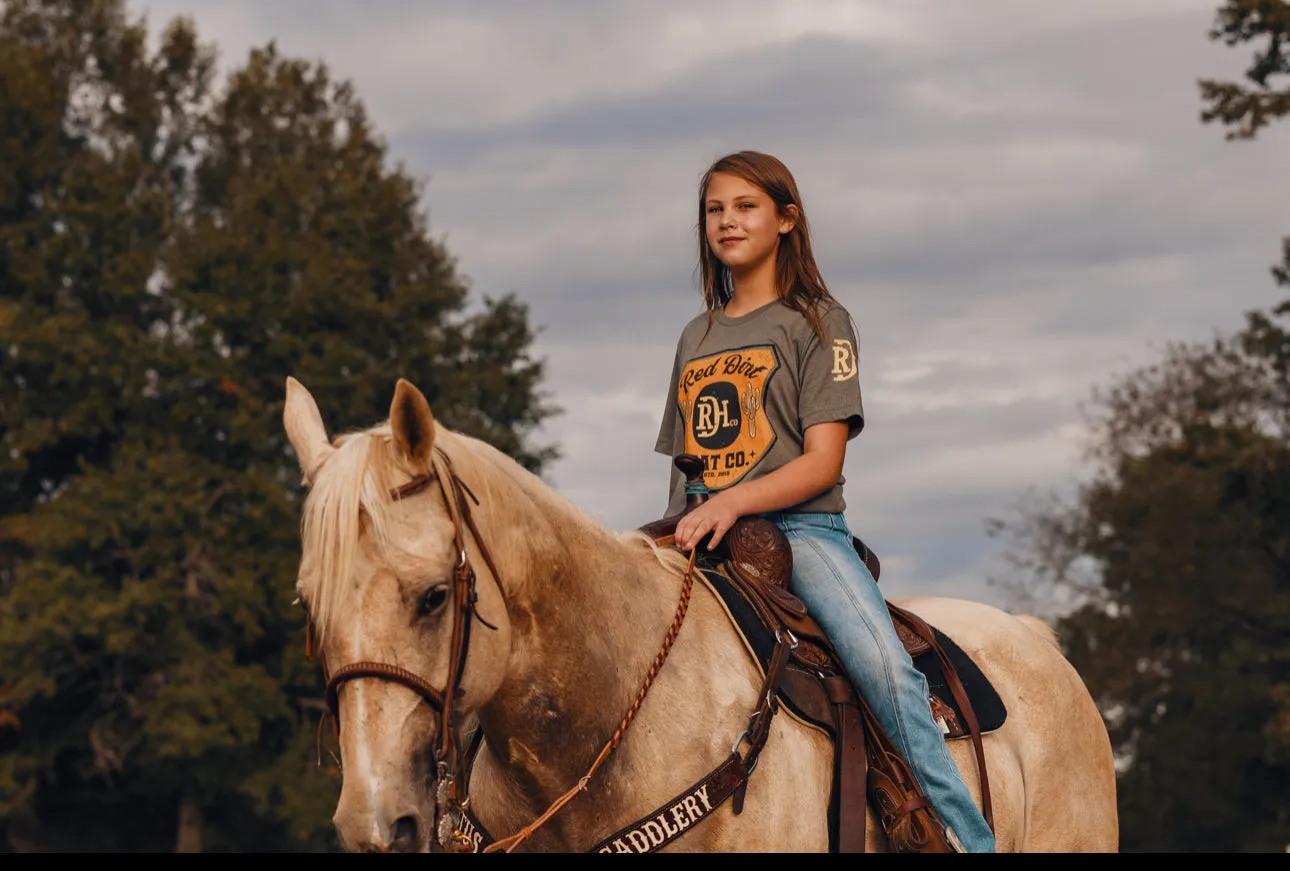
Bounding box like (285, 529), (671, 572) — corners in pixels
(283, 376), (1119, 852)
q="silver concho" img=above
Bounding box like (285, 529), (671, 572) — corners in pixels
(437, 809), (457, 847)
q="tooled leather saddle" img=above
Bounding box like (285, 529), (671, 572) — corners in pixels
(638, 455), (1000, 853)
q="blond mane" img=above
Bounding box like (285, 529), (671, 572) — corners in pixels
(298, 423), (412, 644)
(298, 421), (667, 646)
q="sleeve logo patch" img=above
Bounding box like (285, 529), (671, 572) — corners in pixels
(831, 338), (857, 381)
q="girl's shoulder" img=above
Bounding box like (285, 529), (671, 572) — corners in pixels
(672, 310), (706, 343)
(680, 308), (711, 331)
(814, 297), (853, 321)
(783, 297), (857, 337)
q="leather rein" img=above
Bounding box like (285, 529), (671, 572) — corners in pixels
(300, 445), (705, 853)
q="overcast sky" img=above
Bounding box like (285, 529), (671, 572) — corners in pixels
(131, 0), (1289, 610)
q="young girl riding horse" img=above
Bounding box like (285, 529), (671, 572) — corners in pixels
(654, 150), (994, 853)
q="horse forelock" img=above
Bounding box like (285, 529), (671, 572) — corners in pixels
(299, 425), (409, 645)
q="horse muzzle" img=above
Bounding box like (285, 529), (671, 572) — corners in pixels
(333, 803), (429, 853)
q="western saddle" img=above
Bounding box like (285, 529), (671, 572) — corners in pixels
(638, 455), (993, 853)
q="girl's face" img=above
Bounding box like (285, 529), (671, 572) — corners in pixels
(704, 171), (795, 277)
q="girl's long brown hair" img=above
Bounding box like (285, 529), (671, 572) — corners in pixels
(697, 150), (833, 340)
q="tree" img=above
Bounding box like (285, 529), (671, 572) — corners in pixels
(989, 340), (1290, 851)
(1200, 4), (1290, 818)
(986, 4), (1290, 850)
(1199, 0), (1290, 140)
(1200, 1), (1290, 398)
(0, 0), (556, 851)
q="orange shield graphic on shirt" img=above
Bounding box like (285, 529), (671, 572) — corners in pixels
(676, 346), (779, 491)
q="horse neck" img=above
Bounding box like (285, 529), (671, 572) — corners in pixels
(448, 434), (646, 612)
(459, 439), (687, 790)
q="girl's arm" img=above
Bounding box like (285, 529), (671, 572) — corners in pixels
(673, 420), (848, 551)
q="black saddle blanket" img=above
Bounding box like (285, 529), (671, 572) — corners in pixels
(700, 566), (1007, 737)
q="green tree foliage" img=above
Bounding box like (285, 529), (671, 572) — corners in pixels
(988, 3), (1290, 851)
(1200, 1), (1290, 394)
(990, 341), (1290, 851)
(1199, 0), (1290, 139)
(1200, 5), (1290, 801)
(0, 0), (556, 851)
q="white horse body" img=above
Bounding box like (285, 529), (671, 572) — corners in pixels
(283, 377), (1118, 852)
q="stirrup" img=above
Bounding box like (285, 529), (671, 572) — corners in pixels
(943, 827), (966, 853)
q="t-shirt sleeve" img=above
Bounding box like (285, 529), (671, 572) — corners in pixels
(654, 337), (684, 456)
(656, 336), (689, 516)
(798, 304), (865, 438)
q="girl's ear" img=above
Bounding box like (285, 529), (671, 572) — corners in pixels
(778, 203), (799, 235)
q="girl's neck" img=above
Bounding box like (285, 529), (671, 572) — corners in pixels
(724, 259), (780, 317)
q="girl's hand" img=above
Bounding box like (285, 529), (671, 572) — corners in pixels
(674, 491), (743, 552)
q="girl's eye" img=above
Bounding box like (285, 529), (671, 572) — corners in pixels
(707, 205), (721, 213)
(419, 585), (450, 617)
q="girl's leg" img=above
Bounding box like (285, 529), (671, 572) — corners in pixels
(770, 512), (995, 853)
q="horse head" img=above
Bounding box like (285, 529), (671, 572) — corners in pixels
(284, 376), (513, 852)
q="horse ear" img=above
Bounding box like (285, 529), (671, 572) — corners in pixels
(390, 378), (436, 471)
(284, 376), (334, 484)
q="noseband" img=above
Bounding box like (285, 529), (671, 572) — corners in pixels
(302, 445), (500, 850)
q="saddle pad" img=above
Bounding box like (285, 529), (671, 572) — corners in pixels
(911, 628), (1007, 736)
(694, 566), (831, 731)
(698, 565), (1006, 737)
(699, 565), (784, 666)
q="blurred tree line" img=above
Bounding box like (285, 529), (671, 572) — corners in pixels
(988, 0), (1290, 852)
(0, 0), (556, 852)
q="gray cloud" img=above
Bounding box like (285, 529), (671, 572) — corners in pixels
(132, 0), (1290, 611)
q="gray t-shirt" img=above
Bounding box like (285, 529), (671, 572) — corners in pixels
(654, 298), (865, 516)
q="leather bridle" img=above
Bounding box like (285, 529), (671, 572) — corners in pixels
(302, 442), (699, 854)
(302, 445), (500, 850)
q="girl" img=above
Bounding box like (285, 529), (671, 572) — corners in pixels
(653, 150), (994, 853)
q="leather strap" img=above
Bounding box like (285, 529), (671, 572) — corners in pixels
(821, 674), (868, 853)
(431, 448), (476, 765)
(731, 630), (793, 814)
(454, 752), (756, 855)
(886, 602), (993, 830)
(449, 621), (799, 852)
(589, 754), (750, 853)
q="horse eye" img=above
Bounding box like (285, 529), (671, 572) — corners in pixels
(419, 585), (450, 617)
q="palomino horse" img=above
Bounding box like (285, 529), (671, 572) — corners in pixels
(283, 376), (1118, 853)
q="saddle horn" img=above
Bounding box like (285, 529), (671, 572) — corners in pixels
(675, 454), (709, 513)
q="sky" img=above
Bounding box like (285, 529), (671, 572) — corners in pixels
(130, 0), (1289, 610)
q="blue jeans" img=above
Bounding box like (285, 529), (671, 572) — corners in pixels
(765, 511), (995, 853)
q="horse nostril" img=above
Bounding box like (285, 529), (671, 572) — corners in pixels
(390, 815), (420, 853)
